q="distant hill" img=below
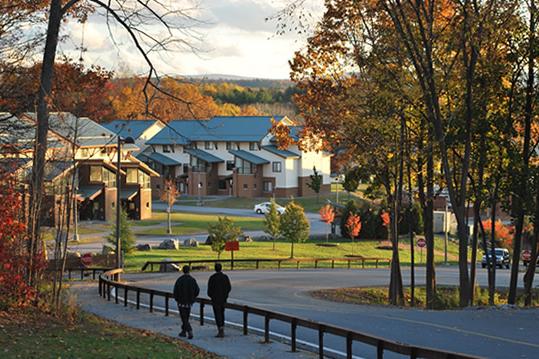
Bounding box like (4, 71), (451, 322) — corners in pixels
(183, 74), (293, 89)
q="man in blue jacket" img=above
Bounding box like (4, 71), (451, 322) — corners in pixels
(173, 265), (200, 339)
(207, 263), (231, 338)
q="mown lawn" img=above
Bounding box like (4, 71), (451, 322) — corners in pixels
(124, 235), (461, 272)
(135, 212), (265, 235)
(0, 310), (218, 359)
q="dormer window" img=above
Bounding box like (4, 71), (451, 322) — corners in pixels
(226, 142), (231, 150)
(162, 145), (174, 153)
(205, 141), (212, 150)
(249, 142), (260, 151)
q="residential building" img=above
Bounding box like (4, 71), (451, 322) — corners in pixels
(103, 119), (165, 155)
(141, 116), (332, 198)
(0, 112), (159, 226)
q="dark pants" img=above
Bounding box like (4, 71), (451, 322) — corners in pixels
(212, 303), (225, 327)
(179, 305), (192, 332)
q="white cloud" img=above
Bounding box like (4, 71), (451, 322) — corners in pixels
(56, 0), (324, 79)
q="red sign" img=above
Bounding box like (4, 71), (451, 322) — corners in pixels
(81, 253), (93, 266)
(417, 238), (426, 248)
(225, 241), (239, 251)
(522, 250), (532, 261)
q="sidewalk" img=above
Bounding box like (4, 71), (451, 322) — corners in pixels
(70, 281), (316, 359)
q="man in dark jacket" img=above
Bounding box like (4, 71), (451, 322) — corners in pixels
(173, 265), (200, 339)
(207, 263), (231, 337)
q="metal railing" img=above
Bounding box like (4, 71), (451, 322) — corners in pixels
(141, 257), (392, 272)
(98, 268), (480, 359)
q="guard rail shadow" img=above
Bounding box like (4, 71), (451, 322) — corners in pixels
(141, 257), (392, 272)
(99, 268), (480, 359)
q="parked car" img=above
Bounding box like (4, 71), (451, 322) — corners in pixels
(481, 248), (510, 269)
(254, 202), (285, 215)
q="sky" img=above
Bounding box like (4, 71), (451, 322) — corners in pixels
(57, 0), (324, 80)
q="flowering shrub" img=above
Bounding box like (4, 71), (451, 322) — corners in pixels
(0, 173), (44, 309)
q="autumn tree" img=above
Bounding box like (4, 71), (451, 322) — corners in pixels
(264, 199), (281, 251)
(208, 217), (241, 260)
(160, 179), (179, 235)
(281, 202), (310, 258)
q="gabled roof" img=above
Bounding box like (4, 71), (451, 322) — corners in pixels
(24, 112), (117, 148)
(103, 120), (159, 140)
(137, 152), (182, 166)
(0, 113), (65, 151)
(262, 145), (300, 159)
(146, 116), (288, 145)
(229, 149), (270, 165)
(184, 148), (224, 163)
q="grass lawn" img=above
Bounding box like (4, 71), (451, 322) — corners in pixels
(311, 286), (539, 309)
(135, 212), (264, 235)
(0, 310), (218, 359)
(183, 192), (369, 213)
(124, 235), (461, 272)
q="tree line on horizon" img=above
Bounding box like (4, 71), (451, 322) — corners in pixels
(0, 59), (299, 122)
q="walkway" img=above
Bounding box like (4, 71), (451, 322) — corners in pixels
(71, 281), (316, 359)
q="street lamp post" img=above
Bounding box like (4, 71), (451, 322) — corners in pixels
(116, 136), (134, 270)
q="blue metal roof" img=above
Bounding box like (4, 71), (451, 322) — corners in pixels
(262, 145), (300, 158)
(146, 121), (201, 145)
(147, 116), (286, 144)
(103, 120), (157, 139)
(137, 151), (182, 166)
(184, 148), (224, 163)
(229, 149), (270, 165)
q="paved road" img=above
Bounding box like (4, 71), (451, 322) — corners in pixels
(69, 204), (330, 253)
(123, 267), (539, 358)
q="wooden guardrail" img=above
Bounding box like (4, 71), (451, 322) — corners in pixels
(141, 257), (392, 272)
(99, 268), (480, 359)
(60, 267), (112, 280)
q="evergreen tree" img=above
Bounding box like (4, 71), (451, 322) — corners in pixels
(307, 166), (323, 203)
(107, 208), (135, 254)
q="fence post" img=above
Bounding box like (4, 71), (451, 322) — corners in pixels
(376, 259), (379, 268)
(98, 278), (102, 296)
(278, 260), (281, 271)
(291, 319), (297, 352)
(115, 285), (119, 304)
(318, 325), (325, 359)
(165, 294), (169, 316)
(377, 341), (384, 359)
(264, 313), (270, 343)
(362, 259), (365, 269)
(80, 269), (84, 280)
(107, 283), (111, 301)
(296, 261), (300, 270)
(315, 260), (318, 269)
(150, 263), (153, 272)
(68, 269), (72, 280)
(243, 306), (248, 335)
(331, 260), (335, 269)
(92, 269), (96, 280)
(256, 260), (260, 270)
(346, 332), (353, 359)
(348, 259), (351, 269)
(200, 302), (204, 326)
(136, 289), (140, 309)
(124, 287), (128, 307)
(149, 292), (154, 312)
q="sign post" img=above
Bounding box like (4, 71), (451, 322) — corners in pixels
(225, 241), (239, 270)
(417, 238), (426, 264)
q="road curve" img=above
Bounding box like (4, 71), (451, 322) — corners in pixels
(123, 266), (539, 358)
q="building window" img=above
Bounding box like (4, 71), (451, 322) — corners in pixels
(263, 181), (273, 192)
(243, 183), (248, 190)
(226, 142), (231, 150)
(235, 142), (241, 150)
(218, 180), (227, 190)
(249, 142), (261, 151)
(226, 160), (234, 171)
(103, 169), (116, 188)
(126, 168), (138, 183)
(146, 202), (150, 208)
(205, 141), (212, 150)
(214, 142), (219, 150)
(272, 162), (282, 173)
(236, 158), (255, 174)
(162, 145), (171, 153)
(90, 166), (102, 182)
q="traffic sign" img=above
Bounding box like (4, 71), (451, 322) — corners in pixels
(417, 238), (426, 248)
(225, 241), (239, 251)
(81, 253), (93, 266)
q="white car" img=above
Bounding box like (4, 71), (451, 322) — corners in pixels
(254, 202), (285, 215)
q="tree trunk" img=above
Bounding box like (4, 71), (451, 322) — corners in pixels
(509, 0), (535, 304)
(523, 175), (539, 305)
(425, 139), (436, 308)
(488, 180), (500, 305)
(167, 207), (172, 234)
(27, 0), (63, 286)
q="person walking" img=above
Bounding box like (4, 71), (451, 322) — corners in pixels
(173, 265), (199, 339)
(207, 262), (231, 338)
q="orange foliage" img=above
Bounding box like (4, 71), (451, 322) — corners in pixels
(381, 211), (390, 227)
(319, 204), (335, 224)
(481, 219), (514, 248)
(270, 119), (296, 149)
(345, 214), (362, 238)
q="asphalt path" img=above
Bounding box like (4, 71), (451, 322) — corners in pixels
(122, 266), (539, 359)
